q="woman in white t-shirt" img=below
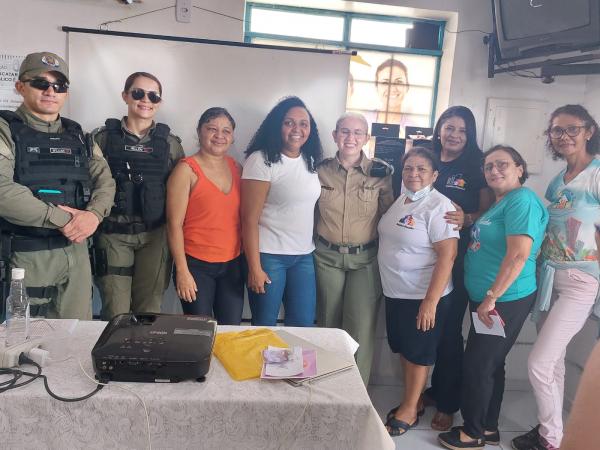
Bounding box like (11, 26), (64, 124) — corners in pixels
(378, 147), (459, 437)
(241, 96), (323, 326)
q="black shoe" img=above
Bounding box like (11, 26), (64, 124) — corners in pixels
(512, 425), (541, 450)
(438, 427), (484, 450)
(484, 429), (500, 446)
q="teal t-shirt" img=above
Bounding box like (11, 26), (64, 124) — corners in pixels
(464, 187), (548, 302)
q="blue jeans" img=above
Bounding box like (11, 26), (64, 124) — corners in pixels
(248, 253), (316, 326)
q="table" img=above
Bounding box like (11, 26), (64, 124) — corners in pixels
(0, 320), (394, 450)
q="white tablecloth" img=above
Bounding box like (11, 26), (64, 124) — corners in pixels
(0, 321), (394, 450)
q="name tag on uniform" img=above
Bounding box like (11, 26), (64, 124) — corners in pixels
(50, 147), (72, 154)
(124, 144), (153, 153)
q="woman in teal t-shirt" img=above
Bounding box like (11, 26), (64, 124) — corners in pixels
(438, 145), (548, 450)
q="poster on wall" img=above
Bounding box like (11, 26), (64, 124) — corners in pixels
(0, 54), (25, 110)
(346, 51), (436, 137)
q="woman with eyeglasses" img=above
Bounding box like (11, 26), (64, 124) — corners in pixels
(241, 96), (322, 326)
(378, 147), (459, 437)
(511, 105), (600, 450)
(92, 71), (184, 320)
(420, 106), (494, 431)
(438, 145), (548, 450)
(314, 112), (394, 384)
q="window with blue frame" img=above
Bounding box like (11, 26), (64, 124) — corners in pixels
(244, 2), (444, 136)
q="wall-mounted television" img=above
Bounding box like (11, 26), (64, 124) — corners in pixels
(492, 0), (600, 62)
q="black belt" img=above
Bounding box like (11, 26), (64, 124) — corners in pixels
(10, 235), (70, 252)
(101, 221), (150, 235)
(317, 235), (377, 254)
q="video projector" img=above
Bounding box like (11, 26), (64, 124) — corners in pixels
(92, 313), (217, 383)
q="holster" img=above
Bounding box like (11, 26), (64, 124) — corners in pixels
(89, 239), (108, 277)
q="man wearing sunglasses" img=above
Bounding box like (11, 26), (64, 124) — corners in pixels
(0, 51), (115, 320)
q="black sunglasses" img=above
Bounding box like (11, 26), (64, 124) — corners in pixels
(130, 88), (161, 104)
(24, 78), (69, 93)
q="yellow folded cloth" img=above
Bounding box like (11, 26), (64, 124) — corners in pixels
(213, 328), (288, 381)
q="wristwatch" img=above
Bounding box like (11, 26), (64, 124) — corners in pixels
(486, 289), (497, 300)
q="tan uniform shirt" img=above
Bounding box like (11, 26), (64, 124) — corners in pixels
(93, 117), (185, 224)
(316, 153), (394, 245)
(0, 105), (116, 229)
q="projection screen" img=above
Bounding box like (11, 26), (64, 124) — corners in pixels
(66, 29), (350, 316)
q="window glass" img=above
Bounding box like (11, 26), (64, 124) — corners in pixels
(249, 8), (345, 41)
(350, 19), (413, 47)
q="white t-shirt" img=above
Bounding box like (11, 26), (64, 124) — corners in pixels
(377, 188), (459, 299)
(242, 151), (321, 254)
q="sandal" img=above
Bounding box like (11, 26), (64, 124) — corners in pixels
(385, 415), (419, 437)
(431, 410), (454, 431)
(386, 405), (425, 422)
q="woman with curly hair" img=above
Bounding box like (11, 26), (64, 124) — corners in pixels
(512, 105), (600, 450)
(241, 96), (323, 326)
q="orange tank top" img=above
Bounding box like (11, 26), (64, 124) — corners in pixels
(182, 155), (242, 263)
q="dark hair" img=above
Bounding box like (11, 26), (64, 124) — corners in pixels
(545, 104), (600, 160)
(123, 72), (163, 96)
(432, 105), (482, 157)
(483, 144), (529, 184)
(197, 107), (236, 131)
(402, 146), (440, 172)
(245, 96), (323, 172)
(375, 58), (409, 87)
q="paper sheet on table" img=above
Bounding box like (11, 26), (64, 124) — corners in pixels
(471, 312), (506, 337)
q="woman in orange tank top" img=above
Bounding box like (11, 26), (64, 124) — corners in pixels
(166, 107), (244, 324)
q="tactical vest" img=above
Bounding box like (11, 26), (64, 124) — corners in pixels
(0, 110), (91, 238)
(102, 119), (171, 228)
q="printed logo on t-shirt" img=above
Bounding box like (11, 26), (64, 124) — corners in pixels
(445, 173), (467, 190)
(468, 224), (481, 252)
(551, 189), (574, 209)
(396, 214), (416, 229)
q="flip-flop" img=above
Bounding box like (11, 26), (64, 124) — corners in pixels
(385, 416), (419, 437)
(386, 405), (425, 422)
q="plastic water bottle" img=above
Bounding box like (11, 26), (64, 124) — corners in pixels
(5, 268), (30, 348)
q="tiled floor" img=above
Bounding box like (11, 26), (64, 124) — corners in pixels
(368, 385), (545, 450)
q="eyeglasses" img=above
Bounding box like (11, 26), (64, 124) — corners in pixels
(337, 128), (367, 138)
(548, 125), (586, 139)
(130, 88), (161, 104)
(483, 160), (515, 173)
(23, 78), (69, 93)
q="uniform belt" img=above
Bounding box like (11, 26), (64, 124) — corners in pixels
(317, 235), (377, 254)
(10, 235), (70, 252)
(101, 221), (150, 235)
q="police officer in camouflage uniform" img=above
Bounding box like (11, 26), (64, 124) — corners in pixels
(315, 112), (394, 384)
(0, 52), (116, 319)
(92, 72), (184, 320)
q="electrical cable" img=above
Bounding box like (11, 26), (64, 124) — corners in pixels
(76, 357), (152, 450)
(98, 3), (245, 29)
(192, 5), (244, 22)
(100, 4), (175, 28)
(276, 383), (313, 450)
(16, 354), (105, 402)
(445, 28), (492, 35)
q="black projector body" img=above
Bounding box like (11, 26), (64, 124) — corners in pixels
(92, 313), (217, 383)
